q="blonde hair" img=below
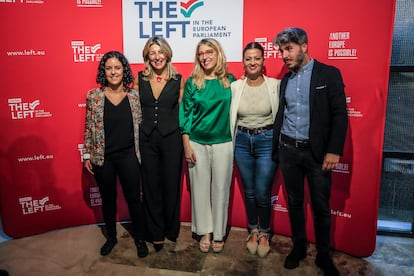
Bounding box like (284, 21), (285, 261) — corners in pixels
(142, 36), (178, 81)
(191, 38), (230, 90)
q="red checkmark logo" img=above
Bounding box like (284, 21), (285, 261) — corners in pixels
(180, 0), (198, 10)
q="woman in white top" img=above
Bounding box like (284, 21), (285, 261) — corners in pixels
(230, 42), (280, 257)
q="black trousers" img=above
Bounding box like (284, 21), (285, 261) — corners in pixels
(93, 147), (145, 241)
(140, 128), (183, 242)
(278, 142), (332, 253)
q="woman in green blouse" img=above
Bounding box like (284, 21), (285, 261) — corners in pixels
(179, 38), (235, 254)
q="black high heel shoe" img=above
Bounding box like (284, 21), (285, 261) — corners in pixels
(100, 237), (117, 256)
(153, 242), (164, 252)
(136, 240), (148, 258)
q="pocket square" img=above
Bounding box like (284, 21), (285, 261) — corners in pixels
(315, 85), (327, 89)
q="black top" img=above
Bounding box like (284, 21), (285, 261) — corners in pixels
(138, 72), (182, 136)
(104, 96), (134, 155)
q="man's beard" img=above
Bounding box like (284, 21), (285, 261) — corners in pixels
(286, 50), (305, 73)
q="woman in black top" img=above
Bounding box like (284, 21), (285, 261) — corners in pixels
(83, 51), (148, 258)
(133, 36), (184, 252)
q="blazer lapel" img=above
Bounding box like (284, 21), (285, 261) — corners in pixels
(309, 60), (322, 112)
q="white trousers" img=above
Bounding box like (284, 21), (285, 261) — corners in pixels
(188, 140), (234, 241)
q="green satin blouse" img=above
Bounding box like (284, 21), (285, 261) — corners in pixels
(179, 75), (235, 144)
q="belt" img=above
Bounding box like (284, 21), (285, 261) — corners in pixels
(280, 134), (310, 148)
(237, 125), (273, 135)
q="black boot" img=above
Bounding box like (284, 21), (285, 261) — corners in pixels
(153, 242), (164, 252)
(136, 240), (148, 258)
(100, 237), (117, 256)
(284, 241), (307, 269)
(315, 252), (339, 276)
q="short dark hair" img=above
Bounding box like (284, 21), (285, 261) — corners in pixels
(273, 27), (308, 46)
(96, 51), (134, 88)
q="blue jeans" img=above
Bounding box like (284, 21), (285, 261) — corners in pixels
(234, 129), (277, 233)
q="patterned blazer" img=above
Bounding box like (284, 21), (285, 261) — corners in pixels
(83, 87), (142, 166)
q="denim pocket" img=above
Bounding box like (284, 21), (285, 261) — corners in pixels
(262, 129), (273, 139)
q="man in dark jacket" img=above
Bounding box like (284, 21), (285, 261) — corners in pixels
(272, 27), (348, 276)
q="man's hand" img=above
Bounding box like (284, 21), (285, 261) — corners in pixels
(322, 153), (339, 171)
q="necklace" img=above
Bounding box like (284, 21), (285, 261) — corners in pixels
(156, 76), (162, 82)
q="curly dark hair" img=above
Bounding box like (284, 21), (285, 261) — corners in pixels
(96, 51), (134, 89)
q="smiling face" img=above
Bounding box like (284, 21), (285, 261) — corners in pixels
(278, 41), (308, 72)
(104, 57), (124, 87)
(243, 48), (264, 78)
(197, 44), (217, 74)
(148, 44), (167, 73)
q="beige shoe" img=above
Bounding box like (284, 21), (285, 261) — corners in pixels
(212, 240), (224, 253)
(257, 232), (270, 257)
(246, 229), (259, 254)
(199, 234), (211, 253)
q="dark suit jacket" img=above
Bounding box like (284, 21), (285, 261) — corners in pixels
(272, 60), (348, 163)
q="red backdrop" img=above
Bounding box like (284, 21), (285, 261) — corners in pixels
(0, 0), (396, 257)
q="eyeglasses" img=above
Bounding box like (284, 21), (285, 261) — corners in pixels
(197, 49), (215, 58)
